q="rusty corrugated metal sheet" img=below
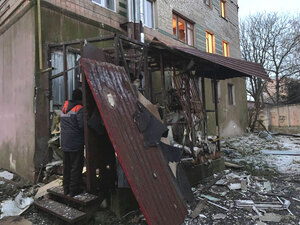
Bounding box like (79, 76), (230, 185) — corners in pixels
(80, 58), (187, 225)
(173, 46), (269, 80)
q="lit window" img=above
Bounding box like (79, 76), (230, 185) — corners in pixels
(172, 13), (194, 46)
(222, 41), (230, 57)
(144, 0), (154, 28)
(92, 0), (115, 11)
(220, 0), (226, 18)
(228, 83), (235, 105)
(206, 31), (215, 53)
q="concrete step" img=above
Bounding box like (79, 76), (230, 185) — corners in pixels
(47, 186), (99, 207)
(34, 199), (86, 224)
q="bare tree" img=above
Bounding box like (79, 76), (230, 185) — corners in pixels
(240, 12), (300, 104)
(240, 12), (300, 130)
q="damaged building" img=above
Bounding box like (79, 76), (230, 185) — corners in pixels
(0, 0), (269, 224)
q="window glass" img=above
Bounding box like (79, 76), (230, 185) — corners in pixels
(187, 23), (193, 46)
(172, 14), (177, 36)
(206, 32), (214, 53)
(144, 0), (153, 28)
(178, 17), (186, 42)
(173, 13), (194, 46)
(220, 0), (226, 18)
(223, 41), (229, 57)
(92, 0), (115, 11)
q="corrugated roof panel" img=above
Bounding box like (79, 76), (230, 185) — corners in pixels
(80, 58), (187, 225)
(173, 46), (269, 80)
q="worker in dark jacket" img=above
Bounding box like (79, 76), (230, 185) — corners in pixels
(61, 89), (84, 197)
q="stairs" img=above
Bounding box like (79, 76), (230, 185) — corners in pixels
(34, 186), (100, 224)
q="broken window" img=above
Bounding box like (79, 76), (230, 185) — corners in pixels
(92, 0), (115, 11)
(206, 31), (215, 53)
(228, 83), (235, 105)
(222, 40), (230, 57)
(50, 52), (80, 109)
(144, 0), (154, 28)
(172, 13), (194, 46)
(220, 0), (226, 18)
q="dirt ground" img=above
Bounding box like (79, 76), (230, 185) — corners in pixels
(0, 133), (299, 225)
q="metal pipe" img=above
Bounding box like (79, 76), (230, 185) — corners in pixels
(37, 0), (43, 70)
(201, 77), (208, 138)
(213, 77), (220, 151)
(160, 54), (166, 124)
(63, 45), (68, 100)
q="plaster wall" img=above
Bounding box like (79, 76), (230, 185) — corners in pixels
(0, 8), (36, 182)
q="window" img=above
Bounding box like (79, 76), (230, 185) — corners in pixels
(172, 13), (194, 46)
(206, 31), (215, 53)
(144, 0), (154, 28)
(92, 0), (115, 11)
(220, 0), (226, 18)
(211, 80), (220, 103)
(228, 83), (235, 105)
(222, 40), (230, 57)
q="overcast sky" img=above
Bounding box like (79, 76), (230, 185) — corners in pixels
(238, 0), (300, 19)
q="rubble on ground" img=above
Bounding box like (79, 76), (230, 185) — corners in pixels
(222, 133), (300, 174)
(183, 133), (300, 225)
(1, 133), (300, 224)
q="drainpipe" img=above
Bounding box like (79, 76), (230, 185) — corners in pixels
(37, 0), (43, 70)
(140, 0), (144, 43)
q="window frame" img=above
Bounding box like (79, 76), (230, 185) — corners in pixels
(222, 40), (230, 57)
(206, 31), (215, 54)
(172, 12), (195, 46)
(92, 0), (116, 12)
(144, 0), (154, 28)
(220, 0), (226, 18)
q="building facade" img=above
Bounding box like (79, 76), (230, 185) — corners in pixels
(0, 0), (247, 181)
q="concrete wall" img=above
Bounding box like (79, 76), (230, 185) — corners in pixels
(0, 7), (36, 181)
(261, 104), (300, 134)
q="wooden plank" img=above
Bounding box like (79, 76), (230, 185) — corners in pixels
(34, 199), (86, 224)
(47, 186), (99, 206)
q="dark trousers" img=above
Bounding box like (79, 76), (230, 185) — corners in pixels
(63, 150), (84, 193)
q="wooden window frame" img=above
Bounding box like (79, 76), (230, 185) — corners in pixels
(220, 0), (226, 18)
(206, 31), (215, 54)
(172, 12), (194, 46)
(222, 40), (230, 57)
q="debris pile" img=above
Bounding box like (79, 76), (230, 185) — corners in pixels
(184, 169), (300, 224)
(222, 133), (300, 174)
